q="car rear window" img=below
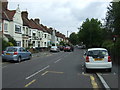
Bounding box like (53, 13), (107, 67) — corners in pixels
(87, 50), (108, 58)
(6, 48), (17, 52)
(51, 46), (57, 48)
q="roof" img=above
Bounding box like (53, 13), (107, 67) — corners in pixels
(29, 19), (43, 31)
(2, 10), (16, 21)
(88, 48), (107, 51)
(4, 34), (13, 39)
(22, 17), (31, 27)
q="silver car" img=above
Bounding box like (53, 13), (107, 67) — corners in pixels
(50, 46), (60, 52)
(2, 46), (32, 62)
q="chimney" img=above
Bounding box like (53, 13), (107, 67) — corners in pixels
(2, 0), (8, 11)
(34, 18), (40, 24)
(21, 11), (28, 18)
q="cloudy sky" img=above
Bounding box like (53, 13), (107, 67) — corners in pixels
(8, 0), (112, 36)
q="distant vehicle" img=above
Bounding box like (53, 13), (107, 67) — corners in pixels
(2, 46), (32, 62)
(64, 46), (72, 52)
(70, 46), (74, 51)
(84, 48), (112, 72)
(50, 46), (60, 52)
(59, 46), (65, 51)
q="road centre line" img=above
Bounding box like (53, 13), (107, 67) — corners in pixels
(41, 71), (64, 76)
(96, 73), (110, 89)
(25, 79), (36, 87)
(26, 65), (50, 80)
(54, 59), (61, 63)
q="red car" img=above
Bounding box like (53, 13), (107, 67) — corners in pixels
(64, 46), (71, 52)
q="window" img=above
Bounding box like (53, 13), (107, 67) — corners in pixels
(15, 25), (21, 33)
(44, 34), (47, 38)
(7, 47), (17, 52)
(16, 41), (21, 46)
(26, 28), (28, 35)
(29, 30), (31, 36)
(0, 22), (2, 31)
(4, 23), (8, 31)
(44, 42), (46, 45)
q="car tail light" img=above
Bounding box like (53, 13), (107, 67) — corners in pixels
(108, 56), (112, 62)
(14, 52), (18, 55)
(86, 56), (89, 62)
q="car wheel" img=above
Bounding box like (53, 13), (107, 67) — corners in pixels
(107, 68), (111, 72)
(86, 68), (90, 73)
(18, 56), (21, 63)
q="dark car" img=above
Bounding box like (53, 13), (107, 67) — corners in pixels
(70, 46), (74, 51)
(2, 46), (32, 62)
(59, 46), (65, 51)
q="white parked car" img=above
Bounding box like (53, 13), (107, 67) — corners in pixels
(84, 48), (112, 72)
(50, 46), (60, 52)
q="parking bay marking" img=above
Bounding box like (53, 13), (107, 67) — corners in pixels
(90, 75), (99, 88)
(96, 73), (110, 89)
(78, 73), (99, 88)
(26, 65), (50, 80)
(25, 79), (36, 87)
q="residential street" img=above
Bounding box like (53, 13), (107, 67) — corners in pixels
(2, 48), (119, 89)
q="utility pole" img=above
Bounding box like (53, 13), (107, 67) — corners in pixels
(67, 31), (68, 38)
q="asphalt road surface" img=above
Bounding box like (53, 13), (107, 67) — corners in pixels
(2, 48), (119, 89)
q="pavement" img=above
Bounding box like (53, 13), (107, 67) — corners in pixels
(32, 51), (52, 58)
(1, 48), (120, 89)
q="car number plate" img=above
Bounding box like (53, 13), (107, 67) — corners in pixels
(94, 58), (103, 61)
(6, 53), (10, 55)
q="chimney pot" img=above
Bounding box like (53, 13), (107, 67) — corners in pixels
(34, 18), (40, 24)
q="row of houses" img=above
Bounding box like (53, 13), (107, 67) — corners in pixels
(0, 1), (69, 49)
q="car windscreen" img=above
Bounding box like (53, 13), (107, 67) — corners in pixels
(87, 50), (108, 58)
(6, 48), (17, 52)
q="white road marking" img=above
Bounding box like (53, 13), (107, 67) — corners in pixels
(96, 73), (110, 89)
(54, 59), (61, 63)
(26, 65), (50, 80)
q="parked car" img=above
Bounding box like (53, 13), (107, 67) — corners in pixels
(70, 46), (74, 51)
(59, 46), (65, 51)
(50, 46), (60, 52)
(2, 46), (32, 62)
(84, 48), (112, 72)
(64, 46), (72, 52)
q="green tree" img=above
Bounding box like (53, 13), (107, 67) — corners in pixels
(2, 38), (9, 50)
(78, 18), (103, 48)
(69, 32), (78, 45)
(60, 41), (66, 46)
(8, 37), (17, 46)
(105, 2), (120, 36)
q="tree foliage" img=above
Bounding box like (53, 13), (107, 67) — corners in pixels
(78, 18), (103, 48)
(69, 32), (78, 45)
(105, 2), (120, 36)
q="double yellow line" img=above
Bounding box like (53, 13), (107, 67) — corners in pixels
(25, 79), (36, 88)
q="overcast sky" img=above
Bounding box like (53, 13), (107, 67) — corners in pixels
(8, 0), (112, 36)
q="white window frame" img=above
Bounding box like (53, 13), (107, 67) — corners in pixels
(4, 23), (8, 31)
(15, 25), (21, 33)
